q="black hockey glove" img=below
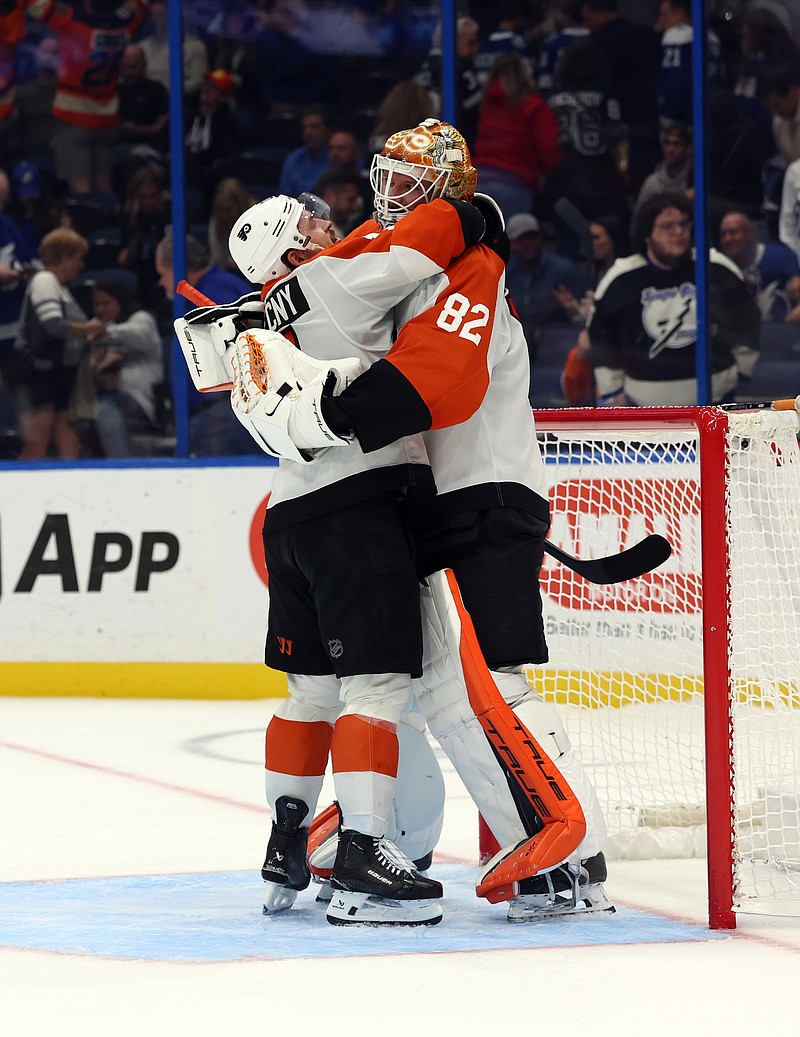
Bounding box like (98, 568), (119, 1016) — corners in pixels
(472, 193), (511, 265)
(440, 197), (486, 250)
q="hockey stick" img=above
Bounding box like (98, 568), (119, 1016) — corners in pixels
(721, 397), (799, 412)
(543, 534), (672, 584)
(176, 280), (214, 307)
(553, 197), (596, 283)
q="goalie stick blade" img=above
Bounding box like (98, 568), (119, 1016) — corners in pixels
(544, 534), (672, 584)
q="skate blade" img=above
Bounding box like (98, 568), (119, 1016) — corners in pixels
(262, 881), (299, 915)
(507, 888), (615, 923)
(326, 890), (443, 926)
(314, 878), (334, 904)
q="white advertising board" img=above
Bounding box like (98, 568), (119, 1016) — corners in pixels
(0, 463), (279, 696)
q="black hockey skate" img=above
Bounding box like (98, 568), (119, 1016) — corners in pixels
(261, 796), (310, 915)
(326, 829), (444, 926)
(506, 851), (615, 922)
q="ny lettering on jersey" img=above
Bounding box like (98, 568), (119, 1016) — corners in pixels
(262, 278), (310, 332)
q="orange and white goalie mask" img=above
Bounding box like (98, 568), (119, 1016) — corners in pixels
(369, 119), (478, 228)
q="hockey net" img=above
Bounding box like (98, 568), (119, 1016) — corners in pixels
(529, 406), (800, 928)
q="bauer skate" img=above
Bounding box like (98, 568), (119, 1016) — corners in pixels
(326, 830), (444, 926)
(261, 796), (311, 914)
(506, 851), (615, 922)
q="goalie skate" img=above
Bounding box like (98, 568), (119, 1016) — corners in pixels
(326, 830), (443, 926)
(261, 796), (311, 915)
(506, 852), (615, 922)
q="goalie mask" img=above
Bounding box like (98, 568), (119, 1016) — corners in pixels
(229, 193), (331, 283)
(370, 119), (478, 228)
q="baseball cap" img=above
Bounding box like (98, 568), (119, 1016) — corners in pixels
(506, 213), (541, 240)
(12, 161), (42, 199)
(203, 69), (237, 97)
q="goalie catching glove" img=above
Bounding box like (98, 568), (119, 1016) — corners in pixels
(231, 328), (362, 462)
(174, 292), (264, 392)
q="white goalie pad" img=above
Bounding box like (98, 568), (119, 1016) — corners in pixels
(412, 579), (532, 849)
(413, 570), (587, 903)
(230, 329), (362, 462)
(492, 671), (607, 862)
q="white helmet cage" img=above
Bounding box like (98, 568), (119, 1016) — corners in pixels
(369, 119), (477, 228)
(228, 193), (330, 282)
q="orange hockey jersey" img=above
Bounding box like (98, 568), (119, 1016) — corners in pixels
(27, 0), (146, 128)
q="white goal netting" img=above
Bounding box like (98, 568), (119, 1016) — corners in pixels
(529, 407), (800, 917)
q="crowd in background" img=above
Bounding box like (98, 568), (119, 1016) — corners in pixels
(0, 0), (799, 458)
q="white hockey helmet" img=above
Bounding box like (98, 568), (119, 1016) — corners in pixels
(369, 118), (478, 228)
(228, 193), (331, 282)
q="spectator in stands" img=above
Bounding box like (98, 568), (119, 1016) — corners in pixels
(207, 177), (256, 275)
(327, 130), (364, 175)
(536, 0), (588, 98)
(632, 122), (692, 224)
(0, 169), (9, 211)
(326, 128), (372, 214)
(13, 228), (106, 459)
(117, 164), (171, 312)
(368, 80), (436, 156)
(88, 278), (164, 458)
(8, 160), (67, 256)
(560, 214), (628, 405)
(0, 205), (33, 443)
(580, 0), (662, 190)
(504, 212), (589, 365)
(278, 105), (333, 198)
(414, 16), (482, 147)
(312, 169), (364, 238)
(473, 52), (563, 220)
(27, 0), (148, 195)
(140, 0), (208, 100)
(154, 232), (256, 457)
(655, 0), (721, 129)
(757, 65), (800, 165)
(184, 69), (244, 200)
(0, 0), (26, 123)
(707, 87), (775, 222)
(473, 0), (536, 91)
(117, 44), (170, 158)
(545, 37), (629, 233)
(733, 6), (800, 129)
(586, 192), (761, 406)
(719, 210), (800, 323)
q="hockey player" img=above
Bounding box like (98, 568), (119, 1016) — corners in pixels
(177, 182), (487, 926)
(220, 121), (611, 921)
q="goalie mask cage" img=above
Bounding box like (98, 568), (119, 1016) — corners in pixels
(515, 406), (800, 930)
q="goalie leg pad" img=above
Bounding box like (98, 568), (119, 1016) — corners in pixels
(493, 669), (607, 861)
(416, 570), (586, 903)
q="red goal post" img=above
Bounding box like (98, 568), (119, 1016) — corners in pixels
(481, 405), (800, 930)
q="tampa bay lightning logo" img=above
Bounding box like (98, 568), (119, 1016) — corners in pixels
(640, 282), (696, 358)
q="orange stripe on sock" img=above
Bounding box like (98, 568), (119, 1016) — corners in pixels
(331, 714), (398, 776)
(265, 716), (333, 776)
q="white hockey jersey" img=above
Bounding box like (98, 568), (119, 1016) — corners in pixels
(260, 199), (478, 531)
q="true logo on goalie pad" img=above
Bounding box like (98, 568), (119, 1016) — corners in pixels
(263, 278), (310, 332)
